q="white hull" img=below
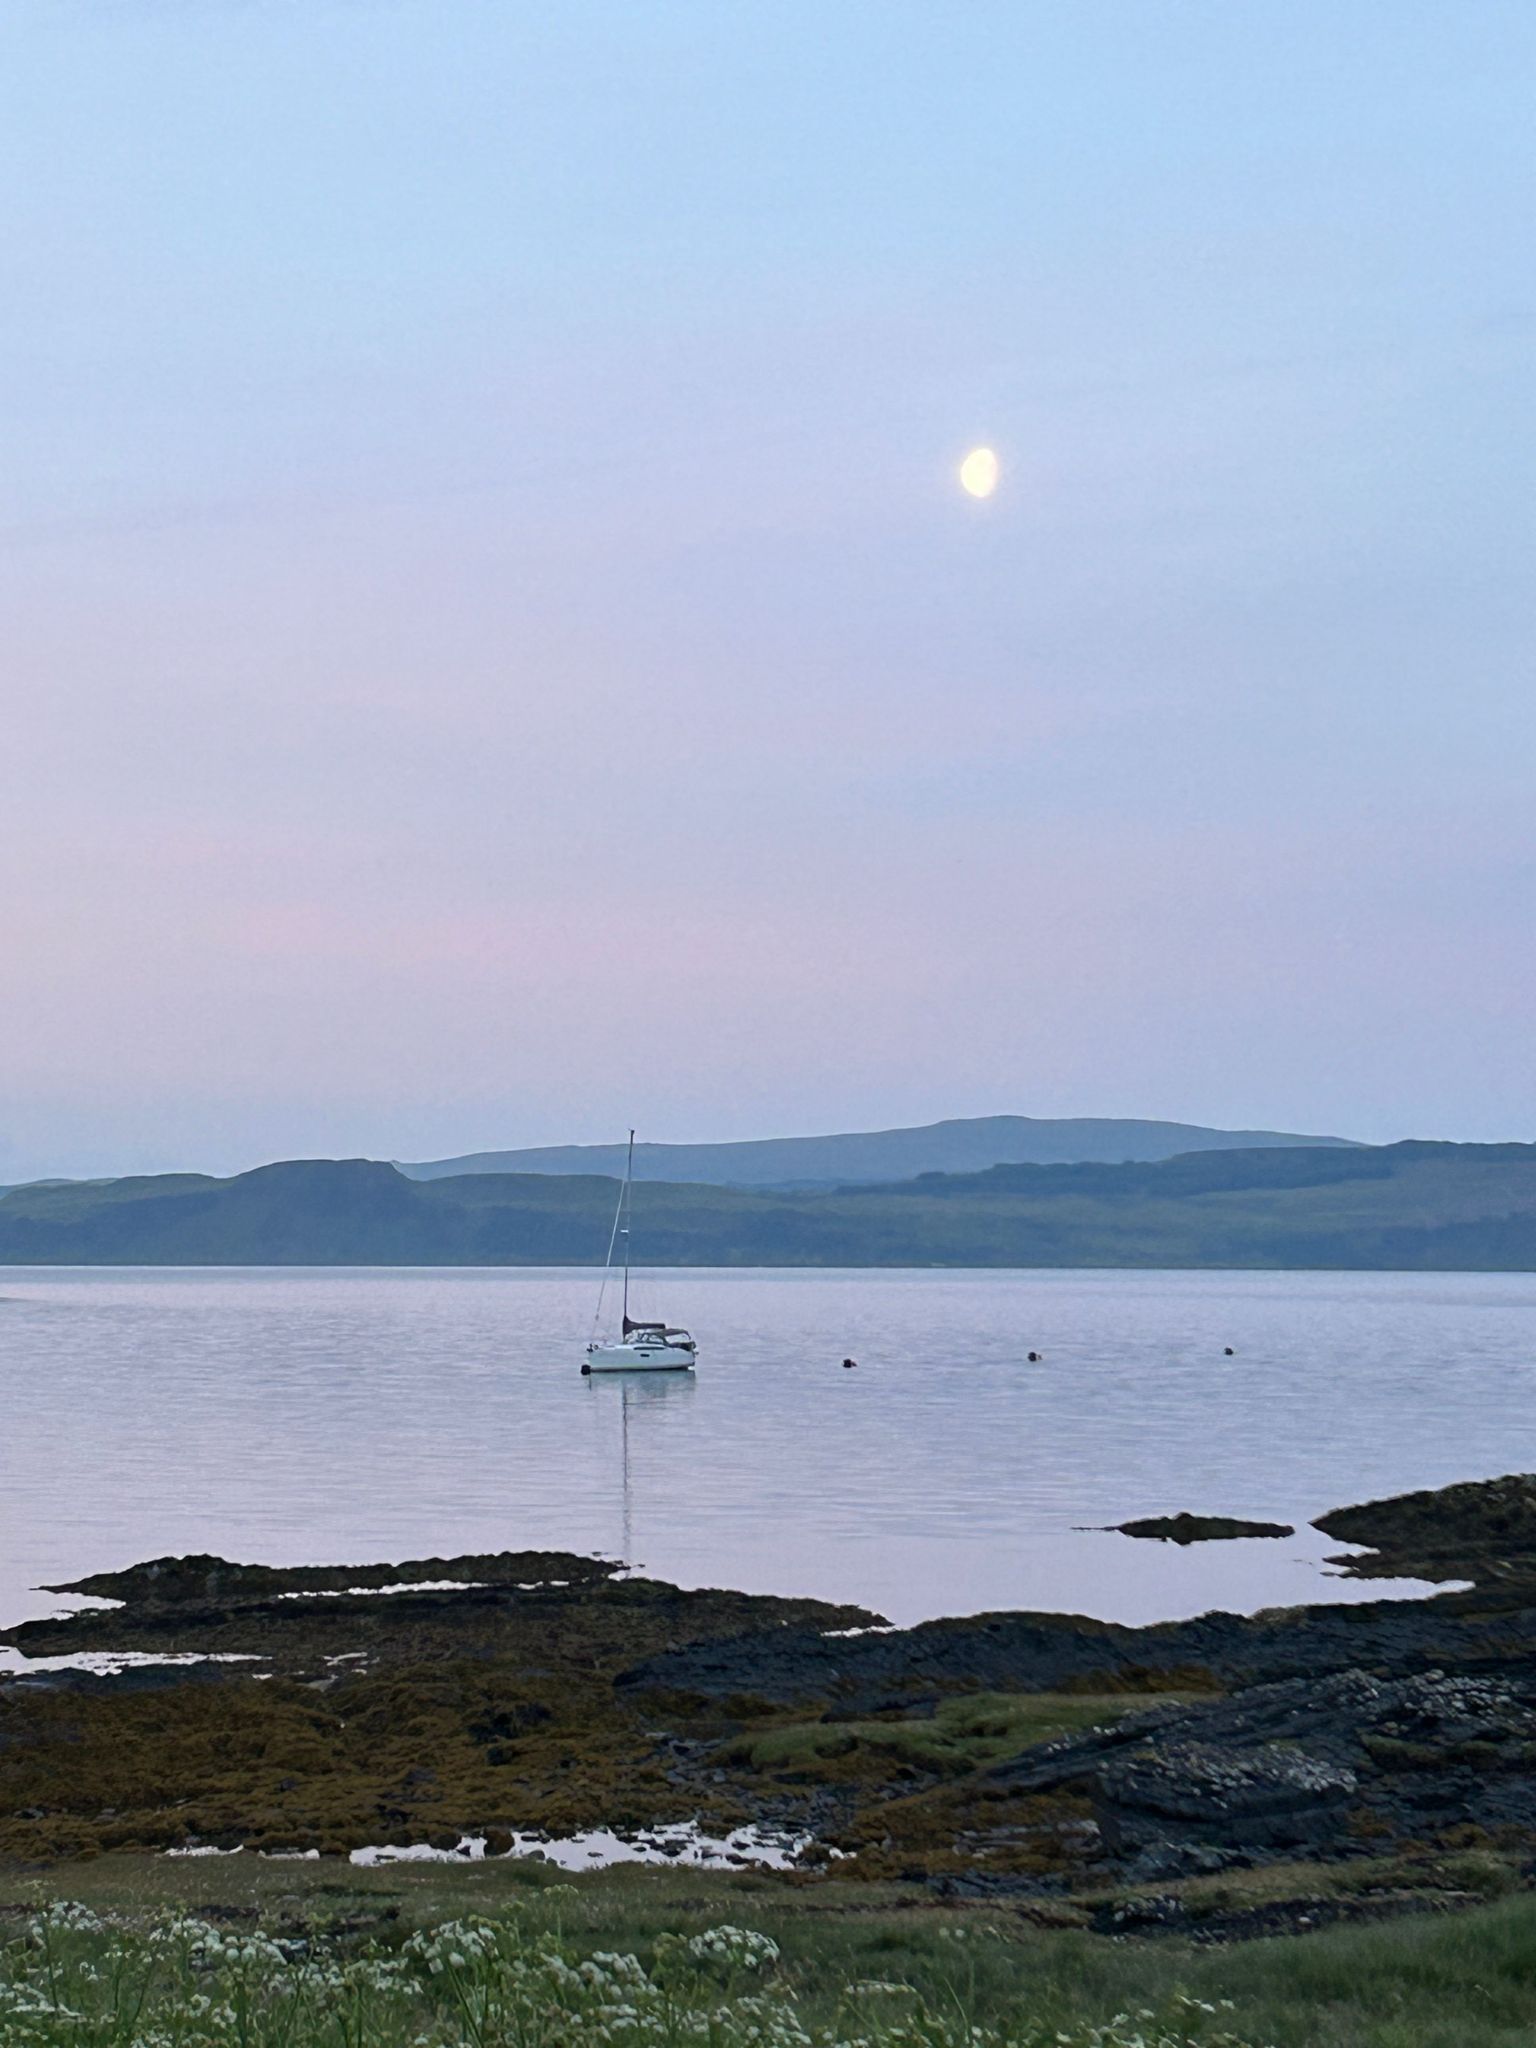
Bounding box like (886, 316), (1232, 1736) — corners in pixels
(584, 1133), (697, 1374)
(584, 1340), (695, 1373)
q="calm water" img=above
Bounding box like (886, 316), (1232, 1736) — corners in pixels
(2, 1267), (1534, 1635)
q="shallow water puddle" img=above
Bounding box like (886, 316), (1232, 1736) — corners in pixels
(0, 1648), (264, 1677)
(273, 1580), (490, 1600)
(352, 1822), (814, 1870)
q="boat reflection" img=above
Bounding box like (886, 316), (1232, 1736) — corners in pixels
(584, 1367), (697, 1564)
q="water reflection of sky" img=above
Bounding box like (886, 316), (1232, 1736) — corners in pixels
(1, 1267), (1531, 1632)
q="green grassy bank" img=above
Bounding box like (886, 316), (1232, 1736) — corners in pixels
(6, 1852), (1536, 2047)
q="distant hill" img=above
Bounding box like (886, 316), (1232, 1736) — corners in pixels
(3, 1142), (1534, 1269)
(0, 1178), (99, 1198)
(398, 1114), (1358, 1188)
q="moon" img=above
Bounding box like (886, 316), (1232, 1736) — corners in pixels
(959, 446), (999, 499)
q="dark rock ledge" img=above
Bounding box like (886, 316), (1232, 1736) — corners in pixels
(1110, 1514), (1295, 1544)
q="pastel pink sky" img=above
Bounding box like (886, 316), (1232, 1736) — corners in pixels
(1, 3), (1532, 1178)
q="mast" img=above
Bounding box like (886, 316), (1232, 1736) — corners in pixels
(622, 1128), (635, 1329)
(591, 1137), (630, 1347)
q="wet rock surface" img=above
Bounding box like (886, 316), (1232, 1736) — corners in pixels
(618, 1590), (1536, 1711)
(990, 1666), (1536, 1874)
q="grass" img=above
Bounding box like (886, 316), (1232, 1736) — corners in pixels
(720, 1692), (1157, 1782)
(7, 1852), (1536, 2044)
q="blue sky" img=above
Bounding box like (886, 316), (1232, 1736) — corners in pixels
(1, 1), (1532, 1178)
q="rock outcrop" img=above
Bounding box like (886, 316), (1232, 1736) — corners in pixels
(1112, 1514), (1294, 1544)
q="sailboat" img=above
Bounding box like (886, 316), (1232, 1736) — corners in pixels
(582, 1131), (698, 1373)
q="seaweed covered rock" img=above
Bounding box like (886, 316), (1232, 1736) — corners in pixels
(1114, 1514), (1294, 1544)
(0, 1551), (879, 1860)
(1316, 1473), (1536, 1587)
(39, 1550), (618, 1609)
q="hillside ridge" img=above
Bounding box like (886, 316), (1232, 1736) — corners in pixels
(399, 1112), (1359, 1188)
(3, 1139), (1534, 1269)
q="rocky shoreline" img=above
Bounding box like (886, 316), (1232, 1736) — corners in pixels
(6, 1473), (1536, 1935)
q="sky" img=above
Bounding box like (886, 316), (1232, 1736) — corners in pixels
(1, 1), (1532, 1182)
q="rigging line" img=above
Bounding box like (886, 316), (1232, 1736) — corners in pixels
(622, 1127), (635, 1329)
(590, 1162), (628, 1344)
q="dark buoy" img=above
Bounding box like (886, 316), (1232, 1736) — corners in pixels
(580, 1361), (591, 1376)
(842, 1356), (858, 1369)
(1224, 1346), (1235, 1357)
(1027, 1351), (1042, 1362)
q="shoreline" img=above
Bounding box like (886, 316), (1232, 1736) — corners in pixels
(4, 1469), (1536, 1940)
